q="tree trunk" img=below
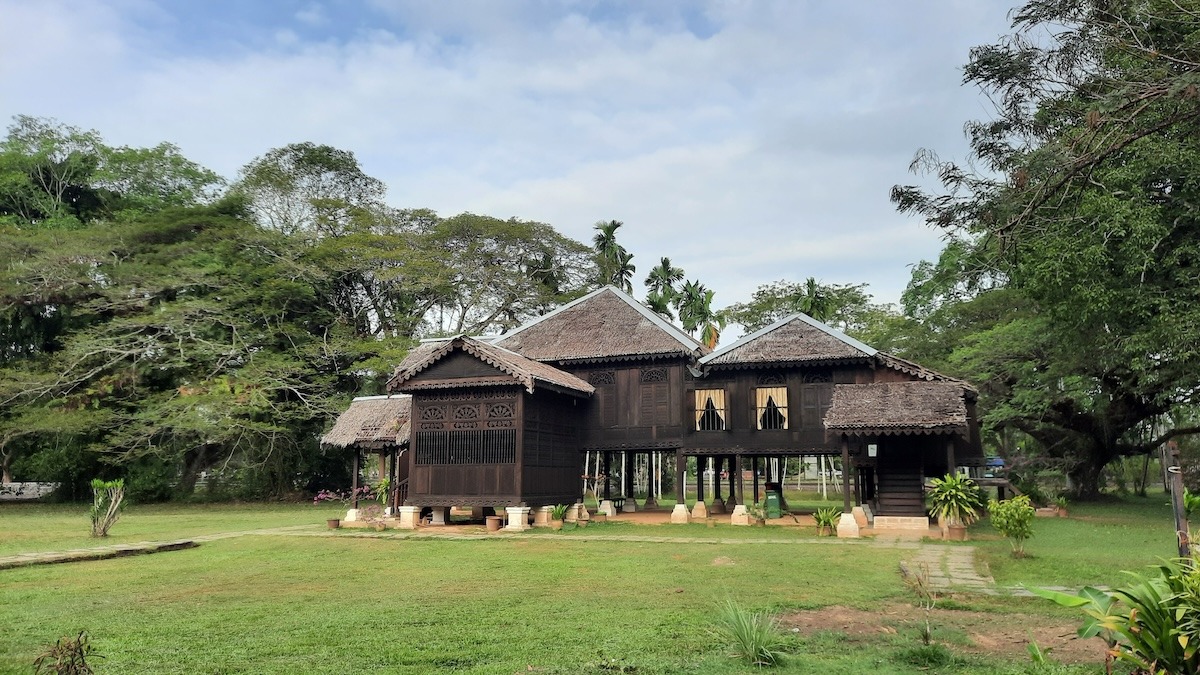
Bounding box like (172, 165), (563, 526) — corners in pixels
(1067, 460), (1106, 500)
(176, 444), (213, 497)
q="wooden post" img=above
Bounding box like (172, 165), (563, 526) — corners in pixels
(1168, 442), (1190, 558)
(841, 436), (851, 512)
(713, 456), (724, 502)
(676, 451), (686, 505)
(752, 456), (760, 504)
(697, 456), (706, 504)
(624, 450), (634, 499)
(351, 449), (361, 509)
(946, 439), (956, 476)
(729, 455), (738, 505)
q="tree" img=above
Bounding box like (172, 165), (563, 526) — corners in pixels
(233, 142), (386, 237)
(675, 279), (725, 349)
(592, 219), (635, 292)
(0, 116), (223, 227)
(891, 0), (1200, 497)
(721, 278), (885, 334)
(644, 257), (684, 319)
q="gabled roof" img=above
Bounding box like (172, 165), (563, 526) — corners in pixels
(875, 352), (976, 393)
(321, 395), (412, 449)
(700, 313), (876, 368)
(387, 335), (594, 396)
(824, 381), (970, 437)
(495, 286), (707, 363)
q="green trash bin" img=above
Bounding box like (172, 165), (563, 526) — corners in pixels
(765, 491), (782, 519)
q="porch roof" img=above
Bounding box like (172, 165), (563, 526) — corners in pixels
(387, 335), (594, 396)
(322, 395), (412, 449)
(824, 381), (970, 437)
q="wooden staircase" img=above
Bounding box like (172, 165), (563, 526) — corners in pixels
(875, 471), (926, 516)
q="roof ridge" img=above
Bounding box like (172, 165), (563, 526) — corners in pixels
(497, 285), (705, 357)
(700, 312), (876, 365)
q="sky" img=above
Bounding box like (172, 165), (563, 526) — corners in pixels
(0, 0), (1016, 336)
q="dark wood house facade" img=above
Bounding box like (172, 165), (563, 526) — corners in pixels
(373, 286), (982, 526)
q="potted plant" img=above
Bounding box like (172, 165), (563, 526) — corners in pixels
(813, 507), (841, 536)
(748, 502), (767, 526)
(927, 474), (984, 541)
(1054, 495), (1069, 518)
(549, 504), (569, 530)
(313, 486), (375, 528)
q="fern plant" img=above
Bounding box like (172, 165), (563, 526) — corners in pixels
(813, 507), (842, 536)
(715, 599), (786, 667)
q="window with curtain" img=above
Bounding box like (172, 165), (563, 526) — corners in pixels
(694, 389), (726, 431)
(755, 386), (788, 430)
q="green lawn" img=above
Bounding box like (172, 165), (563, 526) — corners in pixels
(0, 497), (1177, 673)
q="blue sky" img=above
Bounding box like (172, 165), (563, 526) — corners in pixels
(0, 0), (1016, 337)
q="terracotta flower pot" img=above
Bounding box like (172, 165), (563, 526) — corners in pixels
(550, 520), (564, 531)
(326, 519), (340, 529)
(486, 515), (503, 532)
(945, 524), (968, 541)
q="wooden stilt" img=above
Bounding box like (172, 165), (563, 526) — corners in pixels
(351, 450), (361, 509)
(841, 436), (851, 513)
(752, 456), (760, 504)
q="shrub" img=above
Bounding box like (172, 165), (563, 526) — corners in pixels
(89, 479), (125, 538)
(33, 631), (100, 674)
(550, 503), (570, 521)
(715, 599), (785, 667)
(989, 495), (1035, 557)
(812, 507), (841, 536)
(1033, 559), (1200, 674)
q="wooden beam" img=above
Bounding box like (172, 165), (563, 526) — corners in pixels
(675, 450), (685, 506)
(351, 450), (361, 509)
(752, 456), (760, 504)
(841, 435), (851, 512)
(734, 453), (744, 506)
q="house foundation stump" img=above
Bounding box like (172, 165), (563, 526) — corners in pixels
(396, 506), (420, 530)
(504, 506), (532, 531)
(836, 512), (861, 538)
(670, 504), (690, 524)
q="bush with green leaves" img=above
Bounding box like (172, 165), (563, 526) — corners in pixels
(812, 507), (841, 536)
(927, 474), (984, 527)
(549, 503), (570, 521)
(89, 478), (125, 537)
(989, 495), (1035, 557)
(1033, 559), (1200, 674)
(714, 599), (785, 667)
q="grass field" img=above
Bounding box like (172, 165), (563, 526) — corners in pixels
(0, 495), (1179, 674)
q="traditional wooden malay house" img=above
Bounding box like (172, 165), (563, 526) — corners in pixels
(366, 286), (981, 533)
(320, 395), (413, 511)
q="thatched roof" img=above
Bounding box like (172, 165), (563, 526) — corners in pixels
(496, 286), (707, 363)
(875, 352), (974, 392)
(823, 381), (970, 436)
(322, 395), (412, 449)
(701, 313), (875, 368)
(387, 335), (594, 396)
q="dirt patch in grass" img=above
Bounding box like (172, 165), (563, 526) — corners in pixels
(780, 603), (1108, 664)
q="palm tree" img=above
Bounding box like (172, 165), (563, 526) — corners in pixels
(645, 257), (684, 298)
(592, 220), (635, 291)
(645, 289), (673, 319)
(674, 279), (725, 348)
(798, 276), (834, 322)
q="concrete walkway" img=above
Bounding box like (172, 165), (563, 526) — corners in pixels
(0, 524), (999, 595)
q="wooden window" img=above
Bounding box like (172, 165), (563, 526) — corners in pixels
(414, 429), (516, 464)
(800, 384), (833, 427)
(694, 389), (726, 431)
(755, 387), (788, 430)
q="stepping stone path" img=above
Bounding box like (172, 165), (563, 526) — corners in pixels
(904, 543), (995, 593)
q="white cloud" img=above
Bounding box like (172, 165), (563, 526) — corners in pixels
(0, 0), (1014, 321)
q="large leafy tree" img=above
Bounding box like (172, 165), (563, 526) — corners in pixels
(722, 278), (886, 334)
(0, 116), (222, 228)
(891, 0), (1200, 497)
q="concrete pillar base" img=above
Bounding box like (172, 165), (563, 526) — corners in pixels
(836, 512), (861, 538)
(851, 506), (869, 529)
(533, 506), (553, 527)
(621, 498), (638, 513)
(396, 506), (420, 530)
(598, 500), (617, 517)
(690, 501), (709, 519)
(504, 506), (532, 531)
(642, 496), (658, 509)
(730, 504), (750, 526)
(710, 498), (726, 515)
(344, 508), (360, 522)
(861, 503), (874, 524)
(564, 502), (581, 523)
(670, 504), (691, 524)
(429, 507), (450, 525)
